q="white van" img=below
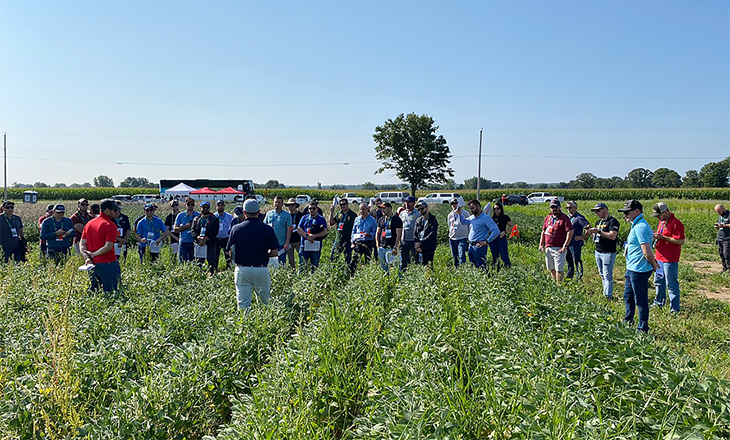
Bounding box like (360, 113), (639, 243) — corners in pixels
(132, 194), (158, 203)
(373, 192), (410, 204)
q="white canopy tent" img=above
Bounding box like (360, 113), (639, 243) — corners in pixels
(163, 182), (197, 197)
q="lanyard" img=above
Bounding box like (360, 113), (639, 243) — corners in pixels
(146, 218), (155, 234)
(4, 215), (14, 230)
(54, 219), (64, 231)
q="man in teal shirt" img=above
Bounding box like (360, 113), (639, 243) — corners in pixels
(264, 195), (292, 265)
(618, 200), (659, 333)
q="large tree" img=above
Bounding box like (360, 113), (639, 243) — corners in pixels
(373, 113), (454, 195)
(119, 176), (155, 188)
(652, 168), (681, 188)
(698, 161), (729, 188)
(93, 175), (114, 188)
(626, 168), (654, 188)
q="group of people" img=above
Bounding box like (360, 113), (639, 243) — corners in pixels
(3, 194), (730, 325)
(538, 198), (689, 333)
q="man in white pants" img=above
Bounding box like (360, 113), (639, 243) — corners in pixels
(227, 199), (280, 311)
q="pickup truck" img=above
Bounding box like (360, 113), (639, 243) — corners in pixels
(527, 192), (565, 205)
(338, 193), (363, 205)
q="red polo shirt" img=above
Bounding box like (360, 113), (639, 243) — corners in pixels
(655, 213), (684, 263)
(542, 212), (573, 248)
(81, 213), (118, 263)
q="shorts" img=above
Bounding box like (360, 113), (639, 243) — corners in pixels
(545, 246), (566, 272)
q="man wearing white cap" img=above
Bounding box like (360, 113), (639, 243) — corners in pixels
(651, 202), (685, 314)
(227, 198), (280, 311)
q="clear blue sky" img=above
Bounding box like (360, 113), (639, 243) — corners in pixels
(1, 0), (728, 187)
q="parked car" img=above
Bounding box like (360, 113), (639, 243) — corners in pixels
(254, 195), (267, 205)
(496, 194), (528, 206)
(417, 193), (466, 207)
(527, 192), (565, 205)
(111, 195), (133, 203)
(373, 192), (410, 204)
(132, 194), (159, 203)
(295, 194), (313, 205)
(338, 193), (363, 205)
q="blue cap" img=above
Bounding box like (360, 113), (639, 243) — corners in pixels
(405, 196), (416, 202)
(244, 198), (260, 214)
(216, 199), (225, 205)
(144, 203), (155, 211)
(591, 202), (608, 212)
(200, 201), (210, 207)
(53, 204), (66, 213)
(233, 206), (244, 215)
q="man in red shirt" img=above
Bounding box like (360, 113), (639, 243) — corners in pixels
(651, 202), (685, 314)
(538, 198), (574, 284)
(80, 199), (122, 293)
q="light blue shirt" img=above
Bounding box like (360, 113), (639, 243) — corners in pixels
(351, 215), (378, 242)
(625, 213), (654, 272)
(215, 211), (234, 239)
(399, 209), (420, 242)
(136, 216), (167, 248)
(466, 212), (500, 243)
(264, 209), (293, 246)
(448, 209), (469, 240)
(175, 210), (199, 243)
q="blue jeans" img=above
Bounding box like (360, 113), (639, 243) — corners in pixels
(179, 242), (195, 262)
(89, 261), (121, 293)
(595, 252), (616, 298)
(400, 241), (416, 271)
(468, 244), (489, 269)
(449, 238), (468, 267)
(654, 261), (680, 312)
(299, 249), (322, 272)
(488, 236), (511, 269)
(46, 247), (69, 264)
(566, 241), (584, 279)
(623, 270), (652, 332)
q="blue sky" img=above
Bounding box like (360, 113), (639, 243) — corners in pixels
(1, 0), (728, 187)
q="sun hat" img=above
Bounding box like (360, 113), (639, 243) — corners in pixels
(284, 197), (299, 207)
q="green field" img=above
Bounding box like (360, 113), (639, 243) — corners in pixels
(2, 201), (730, 439)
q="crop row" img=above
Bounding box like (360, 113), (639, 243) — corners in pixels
(213, 264), (730, 439)
(0, 253), (352, 438)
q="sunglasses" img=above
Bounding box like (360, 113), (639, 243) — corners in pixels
(4, 206), (14, 209)
(308, 207), (318, 211)
(80, 203), (89, 207)
(339, 202), (348, 206)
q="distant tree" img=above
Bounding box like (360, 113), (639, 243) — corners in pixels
(652, 168), (682, 188)
(263, 179), (285, 189)
(698, 161), (729, 188)
(682, 170), (700, 188)
(82, 182), (92, 188)
(373, 113), (453, 195)
(362, 182), (377, 191)
(119, 176), (154, 188)
(626, 168), (654, 188)
(573, 172), (597, 188)
(330, 184), (346, 190)
(317, 182), (322, 190)
(464, 177), (501, 190)
(512, 181), (529, 189)
(11, 182), (32, 188)
(69, 183), (82, 188)
(33, 181), (49, 188)
(53, 183), (67, 188)
(93, 175), (114, 188)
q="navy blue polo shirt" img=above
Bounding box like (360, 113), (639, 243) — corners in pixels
(226, 217), (280, 267)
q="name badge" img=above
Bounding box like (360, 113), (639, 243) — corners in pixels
(10, 228), (18, 238)
(200, 227), (207, 236)
(147, 231), (155, 241)
(56, 235), (64, 242)
(385, 229), (392, 239)
(117, 227), (123, 237)
(419, 231), (425, 240)
(594, 231), (601, 243)
(338, 223), (344, 231)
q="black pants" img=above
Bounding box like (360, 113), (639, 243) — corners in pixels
(349, 241), (374, 273)
(719, 240), (730, 271)
(197, 242), (219, 274)
(216, 237), (232, 269)
(420, 248), (436, 267)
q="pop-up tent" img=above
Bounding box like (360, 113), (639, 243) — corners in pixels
(189, 187), (218, 202)
(190, 187), (216, 194)
(215, 187), (245, 203)
(164, 182), (197, 196)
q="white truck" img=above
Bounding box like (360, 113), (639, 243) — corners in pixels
(338, 193), (363, 205)
(527, 192), (565, 205)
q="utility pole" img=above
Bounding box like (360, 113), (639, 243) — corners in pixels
(476, 128), (482, 201)
(3, 132), (6, 202)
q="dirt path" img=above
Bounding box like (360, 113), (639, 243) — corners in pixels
(686, 260), (730, 302)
